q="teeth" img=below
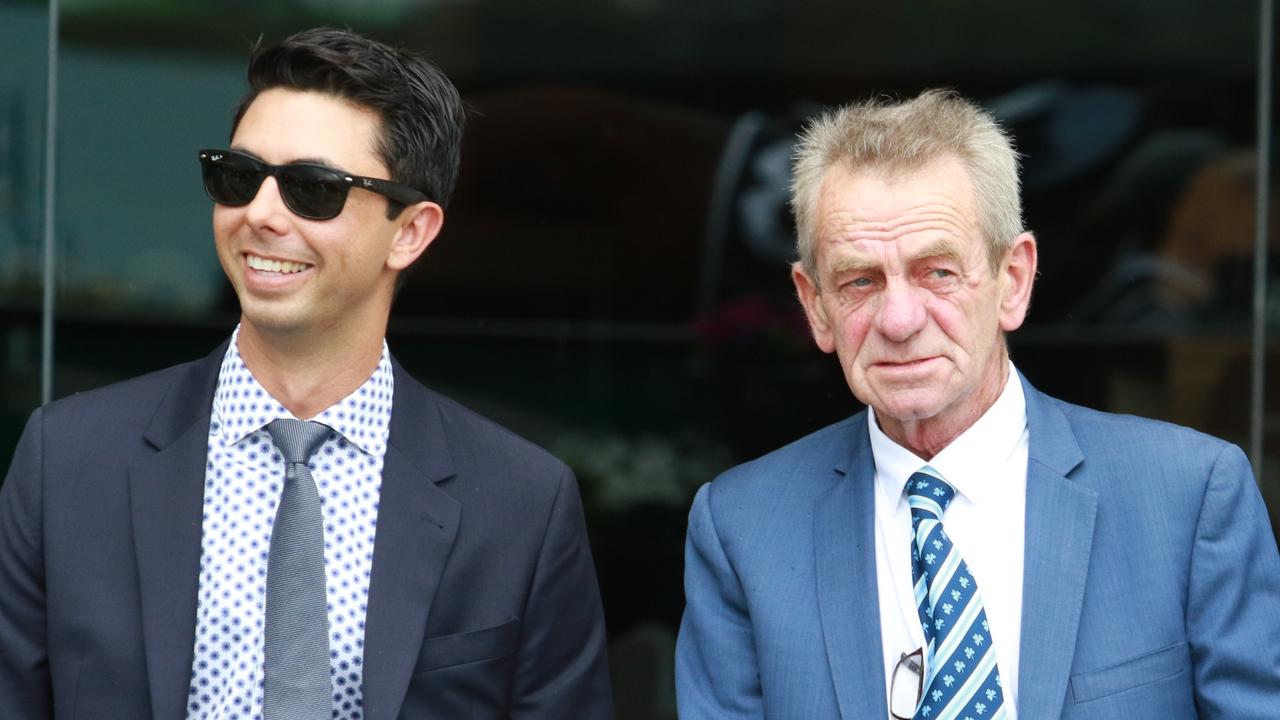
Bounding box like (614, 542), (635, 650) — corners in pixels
(246, 254), (308, 274)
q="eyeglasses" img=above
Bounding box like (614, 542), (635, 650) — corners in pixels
(889, 648), (925, 720)
(198, 148), (429, 220)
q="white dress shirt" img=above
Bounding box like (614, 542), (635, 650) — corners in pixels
(187, 327), (392, 720)
(871, 362), (1028, 718)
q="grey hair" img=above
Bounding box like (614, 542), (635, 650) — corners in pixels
(790, 89), (1024, 279)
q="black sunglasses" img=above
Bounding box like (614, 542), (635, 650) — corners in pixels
(198, 149), (429, 220)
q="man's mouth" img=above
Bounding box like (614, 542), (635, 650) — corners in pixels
(245, 253), (310, 275)
(874, 357), (938, 369)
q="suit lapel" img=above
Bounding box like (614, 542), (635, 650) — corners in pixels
(361, 360), (461, 720)
(814, 416), (888, 719)
(1016, 377), (1097, 720)
(129, 342), (225, 720)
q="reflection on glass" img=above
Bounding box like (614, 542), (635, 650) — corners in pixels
(1, 1), (1272, 716)
(0, 1), (49, 471)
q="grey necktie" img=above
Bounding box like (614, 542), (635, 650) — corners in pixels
(263, 419), (333, 719)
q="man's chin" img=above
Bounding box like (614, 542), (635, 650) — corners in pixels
(237, 303), (312, 338)
(862, 387), (949, 425)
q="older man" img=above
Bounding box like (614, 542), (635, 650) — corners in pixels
(676, 90), (1280, 719)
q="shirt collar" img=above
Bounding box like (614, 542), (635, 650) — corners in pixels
(869, 361), (1026, 510)
(211, 325), (395, 456)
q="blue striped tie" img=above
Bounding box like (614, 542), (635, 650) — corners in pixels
(908, 466), (1006, 720)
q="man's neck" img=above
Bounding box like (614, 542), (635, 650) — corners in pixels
(235, 317), (387, 420)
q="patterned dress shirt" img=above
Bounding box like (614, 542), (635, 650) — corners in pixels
(186, 327), (392, 720)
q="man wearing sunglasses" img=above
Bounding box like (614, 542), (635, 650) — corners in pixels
(676, 90), (1280, 719)
(0, 28), (612, 719)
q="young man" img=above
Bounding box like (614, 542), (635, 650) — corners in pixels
(676, 90), (1280, 719)
(0, 28), (612, 719)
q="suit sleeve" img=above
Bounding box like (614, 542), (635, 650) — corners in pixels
(1185, 443), (1280, 718)
(675, 482), (765, 720)
(0, 410), (53, 718)
(510, 467), (613, 719)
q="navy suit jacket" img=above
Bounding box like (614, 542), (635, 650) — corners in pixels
(676, 374), (1280, 719)
(0, 341), (612, 719)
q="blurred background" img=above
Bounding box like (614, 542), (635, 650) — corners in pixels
(1, 1), (1277, 717)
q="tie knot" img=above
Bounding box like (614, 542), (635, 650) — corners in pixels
(266, 419), (331, 464)
(906, 466), (956, 520)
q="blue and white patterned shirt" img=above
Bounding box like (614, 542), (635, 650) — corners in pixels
(186, 327), (392, 720)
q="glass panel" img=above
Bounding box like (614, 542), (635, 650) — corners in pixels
(0, 0), (49, 472)
(1263, 2), (1280, 543)
(28, 1), (1273, 717)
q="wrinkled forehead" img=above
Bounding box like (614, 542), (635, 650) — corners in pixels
(813, 157), (982, 261)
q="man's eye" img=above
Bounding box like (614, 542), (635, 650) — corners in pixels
(839, 277), (875, 293)
(929, 268), (955, 280)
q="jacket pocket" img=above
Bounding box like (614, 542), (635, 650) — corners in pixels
(413, 616), (520, 674)
(1069, 640), (1189, 704)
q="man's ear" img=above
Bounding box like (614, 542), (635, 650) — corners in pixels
(387, 201), (444, 271)
(998, 231), (1037, 332)
(792, 261), (836, 353)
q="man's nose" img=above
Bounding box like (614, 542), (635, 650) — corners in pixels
(243, 175), (291, 229)
(874, 280), (927, 341)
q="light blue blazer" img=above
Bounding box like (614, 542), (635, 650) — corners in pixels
(676, 374), (1280, 719)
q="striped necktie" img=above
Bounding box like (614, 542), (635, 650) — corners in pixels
(908, 466), (1006, 720)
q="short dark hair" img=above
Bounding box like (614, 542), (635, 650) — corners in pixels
(231, 27), (465, 217)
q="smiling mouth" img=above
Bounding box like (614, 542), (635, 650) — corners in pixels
(245, 253), (311, 275)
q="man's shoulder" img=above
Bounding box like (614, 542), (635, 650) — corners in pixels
(1042, 391), (1235, 455)
(392, 369), (569, 482)
(1031, 386), (1245, 483)
(704, 412), (865, 503)
(39, 356), (210, 432)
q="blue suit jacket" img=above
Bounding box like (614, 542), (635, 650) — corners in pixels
(0, 341), (612, 719)
(676, 375), (1280, 719)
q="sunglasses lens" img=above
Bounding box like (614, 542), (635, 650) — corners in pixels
(202, 153), (265, 206)
(278, 166), (348, 220)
